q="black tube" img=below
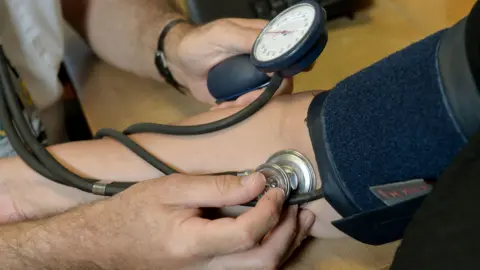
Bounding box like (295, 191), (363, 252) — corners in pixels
(0, 48), (70, 184)
(0, 85), (66, 184)
(95, 128), (177, 175)
(121, 74), (283, 136)
(104, 181), (137, 196)
(0, 47), (96, 193)
(289, 188), (325, 205)
(242, 188), (325, 207)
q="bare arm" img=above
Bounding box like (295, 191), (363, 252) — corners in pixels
(60, 0), (272, 103)
(61, 0), (190, 81)
(0, 91), (343, 237)
(0, 214), (97, 268)
(0, 172), (305, 269)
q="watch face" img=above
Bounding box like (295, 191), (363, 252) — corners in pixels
(253, 3), (317, 62)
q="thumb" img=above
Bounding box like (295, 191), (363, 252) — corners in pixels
(222, 77), (294, 109)
(158, 173), (267, 207)
(219, 22), (264, 54)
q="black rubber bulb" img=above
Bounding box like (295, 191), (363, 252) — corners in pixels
(207, 54), (271, 102)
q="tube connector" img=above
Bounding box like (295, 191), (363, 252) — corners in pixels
(92, 182), (108, 196)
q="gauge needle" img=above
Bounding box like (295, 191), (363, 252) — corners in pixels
(265, 30), (294, 35)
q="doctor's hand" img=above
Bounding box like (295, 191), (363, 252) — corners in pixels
(60, 173), (314, 269)
(164, 18), (294, 105)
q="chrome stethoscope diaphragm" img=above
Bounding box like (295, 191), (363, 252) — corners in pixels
(242, 149), (317, 200)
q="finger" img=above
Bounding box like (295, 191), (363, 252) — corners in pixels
(258, 205), (299, 265)
(276, 77), (294, 95)
(215, 100), (238, 110)
(160, 173), (267, 208)
(263, 76), (294, 96)
(212, 91), (265, 111)
(217, 22), (263, 54)
(234, 78), (294, 107)
(233, 90), (264, 107)
(208, 205), (299, 269)
(186, 188), (286, 257)
(210, 105), (221, 111)
(280, 209), (315, 266)
(304, 199), (346, 238)
(210, 77), (294, 111)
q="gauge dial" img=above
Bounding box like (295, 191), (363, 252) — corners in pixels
(253, 3), (317, 62)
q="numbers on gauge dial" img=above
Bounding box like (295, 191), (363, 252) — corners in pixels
(254, 4), (316, 62)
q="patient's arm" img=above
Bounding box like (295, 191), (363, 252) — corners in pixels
(0, 91), (343, 238)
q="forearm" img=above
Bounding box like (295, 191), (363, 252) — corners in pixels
(0, 203), (114, 269)
(1, 92), (316, 223)
(62, 0), (191, 80)
(0, 221), (51, 268)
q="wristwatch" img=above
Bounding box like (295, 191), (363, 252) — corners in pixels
(155, 18), (189, 93)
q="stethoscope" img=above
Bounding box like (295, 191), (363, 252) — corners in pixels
(0, 0), (328, 206)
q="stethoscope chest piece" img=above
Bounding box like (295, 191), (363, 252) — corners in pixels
(256, 150), (317, 199)
(256, 163), (292, 198)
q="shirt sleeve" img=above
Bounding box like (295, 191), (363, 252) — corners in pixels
(390, 130), (480, 270)
(1, 0), (64, 110)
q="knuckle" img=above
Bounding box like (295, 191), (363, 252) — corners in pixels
(165, 231), (198, 260)
(216, 18), (232, 26)
(167, 242), (192, 260)
(162, 173), (182, 187)
(214, 175), (238, 196)
(212, 18), (234, 32)
(237, 227), (257, 249)
(161, 174), (184, 194)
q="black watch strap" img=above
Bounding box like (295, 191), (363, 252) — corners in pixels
(155, 18), (188, 94)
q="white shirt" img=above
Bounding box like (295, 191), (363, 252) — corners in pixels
(0, 0), (64, 110)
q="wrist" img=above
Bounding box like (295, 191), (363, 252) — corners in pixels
(140, 14), (188, 80)
(0, 218), (103, 269)
(35, 202), (112, 268)
(161, 21), (195, 88)
(163, 21), (194, 68)
(0, 221), (44, 268)
(0, 158), (26, 223)
(144, 15), (194, 86)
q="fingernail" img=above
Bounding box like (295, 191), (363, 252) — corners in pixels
(300, 210), (315, 228)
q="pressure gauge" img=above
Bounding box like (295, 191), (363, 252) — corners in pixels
(207, 0), (328, 102)
(251, 0), (328, 77)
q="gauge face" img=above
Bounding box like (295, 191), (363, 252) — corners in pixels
(253, 3), (317, 62)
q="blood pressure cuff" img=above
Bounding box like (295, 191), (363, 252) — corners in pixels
(304, 0), (480, 246)
(306, 91), (479, 248)
(306, 90), (437, 246)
